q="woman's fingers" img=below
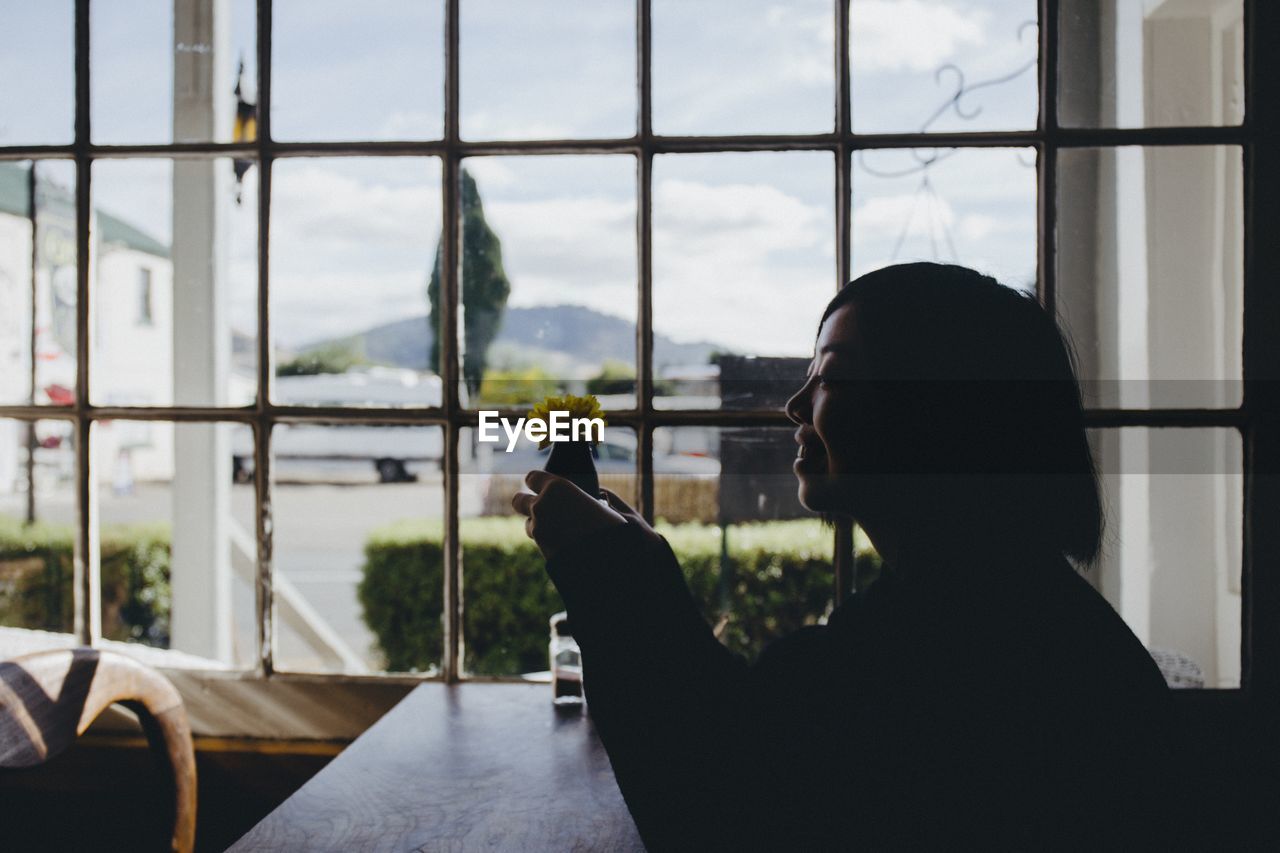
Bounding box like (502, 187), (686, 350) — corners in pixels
(512, 470), (627, 560)
(599, 487), (659, 535)
(599, 487), (639, 518)
(524, 469), (563, 494)
(511, 490), (535, 517)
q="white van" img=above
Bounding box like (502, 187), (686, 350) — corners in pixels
(232, 369), (446, 483)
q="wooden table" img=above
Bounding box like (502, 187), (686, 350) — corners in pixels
(230, 683), (645, 852)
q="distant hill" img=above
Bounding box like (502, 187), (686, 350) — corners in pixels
(299, 304), (725, 374)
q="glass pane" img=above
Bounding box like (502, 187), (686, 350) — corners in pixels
(653, 151), (835, 409)
(653, 0), (835, 135)
(91, 0), (257, 144)
(461, 0), (634, 140)
(1059, 0), (1244, 128)
(90, 158), (258, 408)
(270, 157), (441, 407)
(1056, 146), (1242, 409)
(94, 421), (255, 669)
(0, 0), (74, 145)
(459, 425), (638, 677)
(460, 156), (637, 409)
(273, 0), (444, 141)
(653, 426), (841, 662)
(852, 146), (1038, 291)
(0, 419), (75, 634)
(1088, 427), (1242, 688)
(0, 160), (77, 406)
(850, 0), (1038, 133)
(271, 423), (444, 674)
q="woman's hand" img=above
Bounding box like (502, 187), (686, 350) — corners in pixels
(512, 470), (628, 561)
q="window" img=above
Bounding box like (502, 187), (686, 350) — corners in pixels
(0, 1), (1270, 719)
(136, 268), (153, 325)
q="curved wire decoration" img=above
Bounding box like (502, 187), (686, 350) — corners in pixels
(857, 20), (1038, 266)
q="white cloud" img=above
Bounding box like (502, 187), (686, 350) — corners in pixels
(958, 213), (998, 240)
(461, 159), (518, 191)
(653, 178), (834, 356)
(460, 111), (575, 143)
(485, 196), (637, 314)
(853, 192), (956, 241)
(766, 6), (837, 86)
(850, 0), (986, 73)
(268, 163), (440, 344)
(377, 111), (441, 140)
(657, 179), (826, 255)
(270, 165), (439, 257)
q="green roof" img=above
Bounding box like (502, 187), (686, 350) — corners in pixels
(0, 162), (32, 218)
(0, 162), (170, 258)
(97, 209), (170, 258)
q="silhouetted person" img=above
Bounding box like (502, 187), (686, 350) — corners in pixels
(514, 263), (1177, 850)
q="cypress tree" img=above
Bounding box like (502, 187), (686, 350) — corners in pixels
(427, 169), (512, 395)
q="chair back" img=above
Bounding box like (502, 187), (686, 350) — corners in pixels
(0, 648), (196, 853)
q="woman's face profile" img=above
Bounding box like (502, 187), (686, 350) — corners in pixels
(785, 303), (868, 515)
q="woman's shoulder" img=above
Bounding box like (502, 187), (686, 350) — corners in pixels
(987, 555), (1170, 698)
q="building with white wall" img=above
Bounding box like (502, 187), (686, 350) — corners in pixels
(1058, 0), (1245, 686)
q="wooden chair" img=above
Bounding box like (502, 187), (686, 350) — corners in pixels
(0, 648), (197, 853)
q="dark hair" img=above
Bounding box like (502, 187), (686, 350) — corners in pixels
(821, 262), (1103, 564)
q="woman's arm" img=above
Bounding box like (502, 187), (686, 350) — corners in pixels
(547, 520), (752, 851)
(545, 516), (843, 852)
(515, 473), (852, 850)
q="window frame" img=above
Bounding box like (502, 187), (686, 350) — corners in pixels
(0, 1), (1272, 709)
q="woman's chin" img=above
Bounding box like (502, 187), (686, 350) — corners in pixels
(795, 472), (840, 513)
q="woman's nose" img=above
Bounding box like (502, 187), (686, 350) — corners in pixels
(785, 382), (811, 426)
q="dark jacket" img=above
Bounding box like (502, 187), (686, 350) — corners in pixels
(546, 520), (1179, 851)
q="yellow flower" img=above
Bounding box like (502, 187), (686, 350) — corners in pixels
(527, 393), (607, 449)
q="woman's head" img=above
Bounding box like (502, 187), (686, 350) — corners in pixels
(785, 262), (1102, 564)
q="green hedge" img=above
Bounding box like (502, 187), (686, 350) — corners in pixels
(2, 513), (882, 678)
(359, 516), (881, 676)
(0, 516), (171, 645)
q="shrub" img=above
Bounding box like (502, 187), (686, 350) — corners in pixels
(358, 515), (881, 676)
(0, 516), (171, 644)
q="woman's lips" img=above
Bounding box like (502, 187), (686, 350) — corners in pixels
(794, 440), (827, 473)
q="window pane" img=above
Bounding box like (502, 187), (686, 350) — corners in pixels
(850, 0), (1038, 133)
(653, 426), (840, 662)
(852, 147), (1037, 291)
(272, 0), (444, 141)
(653, 0), (835, 135)
(460, 156), (637, 409)
(460, 0), (635, 141)
(270, 157), (441, 407)
(459, 425), (638, 677)
(1059, 0), (1244, 128)
(0, 0), (73, 145)
(0, 160), (77, 406)
(1056, 146), (1242, 409)
(91, 158), (258, 408)
(272, 423), (444, 674)
(95, 420), (255, 670)
(91, 0), (257, 144)
(0, 419), (75, 634)
(653, 152), (835, 409)
(1088, 427), (1242, 688)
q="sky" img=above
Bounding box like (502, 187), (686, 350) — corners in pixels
(1, 0), (1040, 356)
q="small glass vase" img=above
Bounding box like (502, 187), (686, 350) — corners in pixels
(544, 440), (599, 497)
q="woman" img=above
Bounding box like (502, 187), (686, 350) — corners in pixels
(514, 263), (1177, 850)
